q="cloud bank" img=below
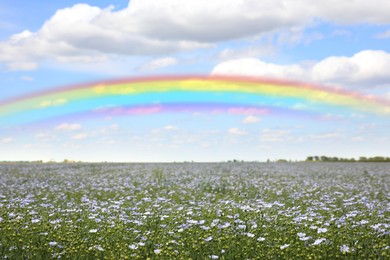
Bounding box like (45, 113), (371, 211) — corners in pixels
(211, 50), (390, 89)
(1, 0), (390, 70)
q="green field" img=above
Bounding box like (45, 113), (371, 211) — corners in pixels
(0, 163), (389, 259)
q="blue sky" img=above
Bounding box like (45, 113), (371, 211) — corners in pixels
(0, 0), (389, 162)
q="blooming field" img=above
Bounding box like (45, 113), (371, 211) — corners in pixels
(0, 162), (389, 259)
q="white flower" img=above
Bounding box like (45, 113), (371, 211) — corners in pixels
(340, 244), (350, 253)
(211, 219), (220, 227)
(280, 244), (290, 250)
(90, 245), (104, 251)
(218, 222), (231, 229)
(247, 232), (255, 238)
(49, 242), (57, 247)
(204, 236), (213, 242)
(200, 226), (210, 230)
(154, 249), (161, 254)
(317, 227), (328, 233)
(371, 224), (382, 230)
(312, 238), (326, 246)
(299, 236), (311, 241)
(257, 237), (266, 242)
(237, 224), (246, 229)
(89, 229), (98, 233)
(187, 219), (198, 224)
(129, 244), (138, 250)
(297, 232), (306, 237)
(209, 255), (219, 259)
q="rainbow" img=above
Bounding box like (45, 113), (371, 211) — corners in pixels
(1, 75), (389, 126)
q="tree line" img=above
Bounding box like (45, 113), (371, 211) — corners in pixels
(305, 156), (390, 162)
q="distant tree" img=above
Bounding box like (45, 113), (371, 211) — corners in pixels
(320, 156), (329, 162)
(304, 155), (390, 163)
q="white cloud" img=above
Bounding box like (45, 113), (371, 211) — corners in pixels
(259, 129), (290, 142)
(243, 116), (261, 124)
(276, 26), (324, 47)
(0, 3), (209, 70)
(228, 128), (247, 135)
(109, 124), (119, 130)
(375, 29), (390, 39)
(23, 144), (33, 149)
(92, 124), (120, 136)
(151, 125), (178, 134)
(21, 76), (33, 81)
(71, 133), (88, 140)
(34, 133), (56, 142)
(352, 136), (364, 142)
(212, 58), (307, 80)
(63, 142), (81, 150)
(310, 1), (390, 24)
(219, 44), (275, 60)
(2, 0), (390, 70)
(55, 123), (82, 131)
(212, 50), (390, 88)
(331, 30), (352, 37)
(312, 50), (390, 85)
(139, 57), (177, 71)
(1, 137), (13, 144)
(163, 125), (178, 131)
(309, 132), (342, 140)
